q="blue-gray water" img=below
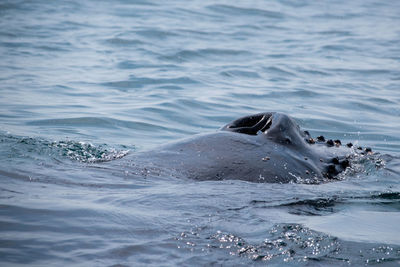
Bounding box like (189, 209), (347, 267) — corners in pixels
(1, 0), (400, 266)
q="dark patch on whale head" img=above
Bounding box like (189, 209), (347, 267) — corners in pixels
(220, 112), (274, 135)
(221, 112), (309, 147)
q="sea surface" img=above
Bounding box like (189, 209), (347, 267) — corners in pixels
(1, 0), (400, 266)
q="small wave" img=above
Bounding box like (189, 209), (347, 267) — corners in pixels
(219, 70), (261, 78)
(0, 41), (31, 48)
(104, 37), (145, 47)
(27, 117), (117, 128)
(371, 192), (400, 200)
(161, 48), (251, 63)
(317, 30), (354, 37)
(228, 92), (269, 101)
(320, 44), (360, 52)
(265, 89), (323, 99)
(207, 4), (284, 19)
(116, 60), (178, 70)
(280, 197), (338, 216)
(248, 197), (339, 216)
(134, 29), (178, 40)
(263, 66), (297, 77)
(0, 2), (29, 11)
(102, 76), (199, 90)
(313, 13), (361, 20)
(294, 66), (331, 76)
(326, 68), (393, 77)
(366, 97), (397, 105)
(27, 117), (172, 133)
(348, 100), (399, 116)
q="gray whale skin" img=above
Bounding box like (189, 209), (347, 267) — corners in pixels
(122, 112), (358, 183)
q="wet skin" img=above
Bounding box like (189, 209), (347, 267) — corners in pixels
(118, 112), (359, 183)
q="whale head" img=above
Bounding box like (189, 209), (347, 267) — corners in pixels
(220, 112), (355, 181)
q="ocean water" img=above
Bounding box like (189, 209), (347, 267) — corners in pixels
(1, 0), (400, 265)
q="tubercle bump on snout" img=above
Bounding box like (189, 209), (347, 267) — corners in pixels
(323, 154), (353, 179)
(305, 135), (349, 149)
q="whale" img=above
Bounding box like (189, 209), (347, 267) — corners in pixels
(112, 112), (365, 183)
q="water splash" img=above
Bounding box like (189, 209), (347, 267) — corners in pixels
(177, 223), (400, 265)
(0, 133), (130, 163)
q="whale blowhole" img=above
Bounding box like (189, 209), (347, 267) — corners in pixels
(221, 113), (273, 135)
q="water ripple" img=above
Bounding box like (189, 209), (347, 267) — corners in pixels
(161, 48), (252, 63)
(207, 4), (285, 19)
(104, 37), (145, 47)
(102, 76), (200, 91)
